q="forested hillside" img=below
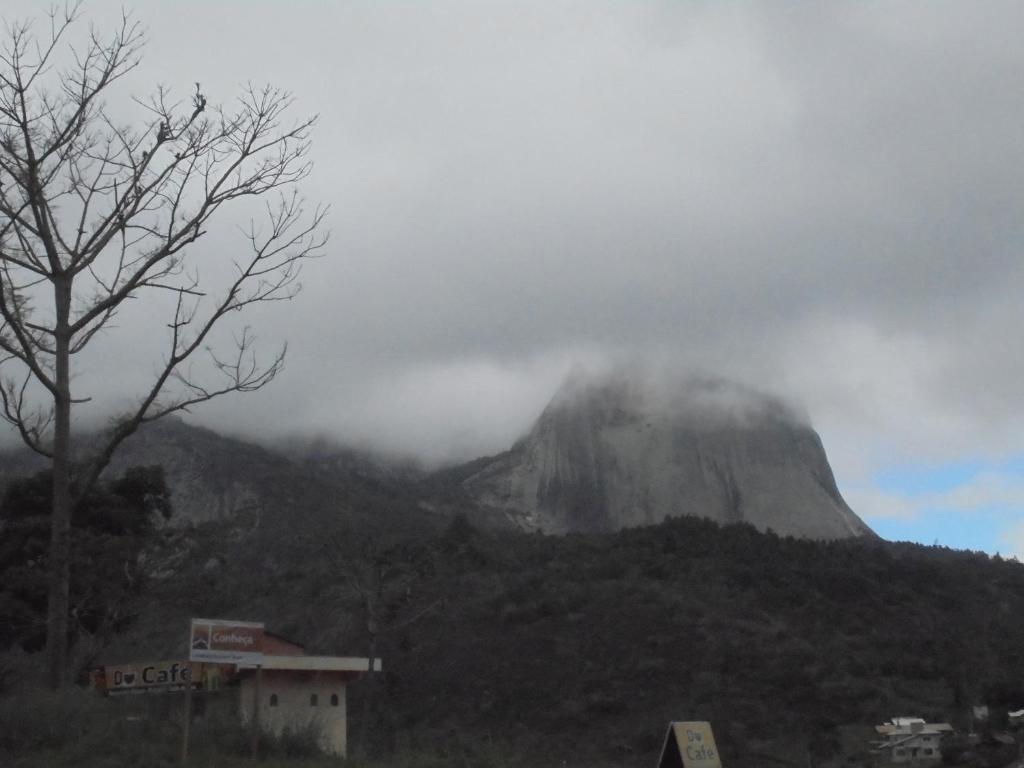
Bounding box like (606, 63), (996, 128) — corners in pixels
(73, 511), (1024, 768)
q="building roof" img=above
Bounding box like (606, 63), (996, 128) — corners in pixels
(875, 736), (918, 751)
(875, 723), (953, 736)
(263, 631), (305, 655)
(237, 655), (382, 673)
(987, 732), (1016, 746)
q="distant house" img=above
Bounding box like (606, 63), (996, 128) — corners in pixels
(872, 717), (953, 765)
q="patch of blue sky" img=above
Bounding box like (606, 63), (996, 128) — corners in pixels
(873, 461), (982, 495)
(869, 508), (1012, 555)
(862, 454), (1024, 556)
(873, 455), (1024, 496)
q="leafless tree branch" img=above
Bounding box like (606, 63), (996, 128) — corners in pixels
(0, 5), (328, 687)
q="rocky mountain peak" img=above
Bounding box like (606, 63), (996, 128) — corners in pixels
(459, 371), (873, 539)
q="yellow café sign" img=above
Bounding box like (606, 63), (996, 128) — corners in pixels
(657, 721), (722, 768)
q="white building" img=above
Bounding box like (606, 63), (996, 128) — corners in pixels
(236, 634), (380, 757)
(873, 717), (953, 765)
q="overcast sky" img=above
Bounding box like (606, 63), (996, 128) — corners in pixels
(4, 1), (1024, 557)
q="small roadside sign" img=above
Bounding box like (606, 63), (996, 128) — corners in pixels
(189, 618), (264, 664)
(104, 660), (197, 694)
(657, 721), (722, 768)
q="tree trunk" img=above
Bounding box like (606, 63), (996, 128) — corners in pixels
(45, 279), (73, 690)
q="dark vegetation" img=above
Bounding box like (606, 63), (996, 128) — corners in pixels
(0, 685), (386, 768)
(330, 516), (1024, 767)
(4, 465), (1024, 767)
(0, 467), (170, 653)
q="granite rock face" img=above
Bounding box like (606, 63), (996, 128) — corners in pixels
(0, 418), (276, 528)
(460, 373), (873, 539)
(103, 418), (270, 527)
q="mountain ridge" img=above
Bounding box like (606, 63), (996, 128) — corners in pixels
(0, 374), (871, 541)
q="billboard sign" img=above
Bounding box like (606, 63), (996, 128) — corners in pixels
(189, 618), (264, 664)
(105, 660), (197, 694)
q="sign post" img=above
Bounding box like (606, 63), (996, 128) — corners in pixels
(251, 664), (263, 757)
(180, 664), (193, 765)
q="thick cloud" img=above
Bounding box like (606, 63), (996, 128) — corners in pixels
(3, 2), (1023, 487)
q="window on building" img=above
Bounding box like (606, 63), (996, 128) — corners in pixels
(269, 694), (278, 707)
(330, 693), (339, 707)
(924, 749), (933, 755)
(310, 693), (318, 707)
(894, 749), (905, 757)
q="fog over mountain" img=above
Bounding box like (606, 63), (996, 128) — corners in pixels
(2, 1), (1024, 552)
(460, 369), (871, 538)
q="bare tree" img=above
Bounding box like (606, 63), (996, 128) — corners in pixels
(0, 3), (328, 688)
